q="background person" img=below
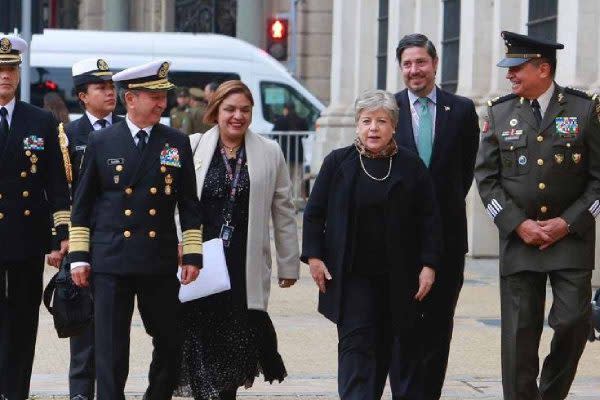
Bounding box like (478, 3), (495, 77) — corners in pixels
(189, 86), (213, 133)
(0, 35), (71, 400)
(170, 86), (192, 134)
(393, 33), (480, 399)
(176, 80), (299, 400)
(204, 81), (218, 104)
(65, 56), (122, 400)
(475, 31), (600, 400)
(43, 92), (70, 125)
(301, 89), (441, 400)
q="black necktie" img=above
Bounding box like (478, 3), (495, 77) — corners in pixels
(531, 99), (542, 127)
(97, 119), (107, 129)
(0, 107), (9, 154)
(136, 130), (148, 153)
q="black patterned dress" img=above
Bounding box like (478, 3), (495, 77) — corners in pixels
(176, 145), (287, 400)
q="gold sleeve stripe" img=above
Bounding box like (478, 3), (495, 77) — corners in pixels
(182, 228), (203, 255)
(69, 226), (90, 253)
(53, 210), (71, 226)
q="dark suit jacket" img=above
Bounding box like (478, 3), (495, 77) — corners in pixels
(301, 145), (442, 334)
(395, 87), (479, 258)
(0, 101), (70, 262)
(69, 121), (202, 275)
(65, 113), (124, 192)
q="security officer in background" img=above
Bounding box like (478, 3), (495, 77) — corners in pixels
(475, 31), (600, 400)
(68, 60), (203, 400)
(65, 57), (123, 400)
(0, 35), (71, 400)
(189, 86), (213, 133)
(169, 86), (192, 134)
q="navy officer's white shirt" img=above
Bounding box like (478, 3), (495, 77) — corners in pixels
(0, 97), (16, 127)
(86, 110), (114, 131)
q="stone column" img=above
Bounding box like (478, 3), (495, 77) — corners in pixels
(104, 0), (129, 30)
(78, 0), (104, 30)
(385, 0), (415, 92)
(456, 0), (493, 101)
(556, 0), (599, 88)
(312, 0), (377, 171)
(236, 0), (265, 49)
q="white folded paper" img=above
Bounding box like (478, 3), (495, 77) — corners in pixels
(177, 238), (231, 302)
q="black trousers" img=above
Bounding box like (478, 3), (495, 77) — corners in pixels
(500, 269), (592, 400)
(69, 300), (95, 398)
(0, 256), (45, 400)
(337, 273), (422, 400)
(93, 273), (182, 400)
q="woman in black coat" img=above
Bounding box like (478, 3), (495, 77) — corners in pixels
(301, 89), (442, 399)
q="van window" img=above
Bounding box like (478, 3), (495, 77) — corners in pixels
(28, 67), (239, 117)
(260, 81), (320, 130)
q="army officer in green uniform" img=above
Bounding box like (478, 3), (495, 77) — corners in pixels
(475, 31), (600, 400)
(169, 86), (192, 134)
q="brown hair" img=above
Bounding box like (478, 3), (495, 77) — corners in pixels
(43, 92), (70, 125)
(203, 80), (254, 124)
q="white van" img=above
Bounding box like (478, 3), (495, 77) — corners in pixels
(29, 29), (324, 132)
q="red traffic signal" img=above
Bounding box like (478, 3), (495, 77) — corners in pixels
(267, 18), (289, 61)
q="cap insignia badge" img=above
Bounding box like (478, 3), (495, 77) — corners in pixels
(0, 38), (12, 54)
(97, 59), (109, 71)
(158, 62), (169, 78)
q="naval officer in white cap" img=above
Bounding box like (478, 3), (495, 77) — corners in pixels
(66, 57), (122, 400)
(68, 60), (202, 400)
(0, 35), (71, 400)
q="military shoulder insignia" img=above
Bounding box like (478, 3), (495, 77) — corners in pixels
(564, 87), (595, 100)
(0, 38), (11, 54)
(158, 62), (169, 78)
(97, 59), (109, 71)
(160, 143), (181, 167)
(487, 93), (517, 107)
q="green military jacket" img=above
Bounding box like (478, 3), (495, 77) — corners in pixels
(189, 104), (213, 134)
(169, 106), (192, 135)
(475, 84), (600, 275)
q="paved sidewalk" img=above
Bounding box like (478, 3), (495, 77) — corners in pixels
(31, 256), (600, 399)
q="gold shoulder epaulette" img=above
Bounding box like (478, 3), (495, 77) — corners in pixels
(487, 93), (517, 107)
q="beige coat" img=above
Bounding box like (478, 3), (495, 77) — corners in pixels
(190, 126), (300, 310)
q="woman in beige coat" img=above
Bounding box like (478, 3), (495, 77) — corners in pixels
(176, 80), (300, 400)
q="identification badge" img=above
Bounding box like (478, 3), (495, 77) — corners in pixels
(219, 224), (235, 247)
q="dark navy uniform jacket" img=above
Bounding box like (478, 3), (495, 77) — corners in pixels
(0, 101), (70, 262)
(65, 113), (124, 192)
(69, 120), (202, 275)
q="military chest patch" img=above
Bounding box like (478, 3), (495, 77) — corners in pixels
(501, 129), (523, 141)
(160, 144), (181, 167)
(555, 117), (579, 138)
(107, 158), (124, 166)
(75, 145), (87, 151)
(23, 135), (44, 150)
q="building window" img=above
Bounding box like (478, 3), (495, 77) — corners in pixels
(527, 0), (558, 41)
(175, 0), (237, 36)
(376, 0), (389, 90)
(441, 0), (460, 94)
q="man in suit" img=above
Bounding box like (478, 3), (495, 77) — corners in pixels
(65, 57), (122, 400)
(393, 33), (480, 400)
(69, 60), (202, 400)
(475, 31), (600, 400)
(0, 35), (71, 399)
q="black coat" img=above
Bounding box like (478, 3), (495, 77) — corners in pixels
(69, 121), (202, 274)
(301, 145), (442, 333)
(395, 88), (479, 257)
(65, 113), (124, 192)
(0, 101), (70, 262)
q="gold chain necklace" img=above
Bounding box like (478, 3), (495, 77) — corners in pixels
(221, 143), (240, 155)
(359, 154), (392, 181)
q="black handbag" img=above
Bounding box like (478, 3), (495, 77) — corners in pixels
(43, 258), (93, 338)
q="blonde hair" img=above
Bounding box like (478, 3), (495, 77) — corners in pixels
(203, 80), (254, 124)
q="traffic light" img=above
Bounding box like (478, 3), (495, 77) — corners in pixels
(266, 18), (288, 61)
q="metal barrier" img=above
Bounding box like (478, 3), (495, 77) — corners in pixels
(261, 131), (316, 210)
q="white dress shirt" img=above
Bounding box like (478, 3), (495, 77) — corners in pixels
(0, 97), (16, 127)
(125, 115), (153, 145)
(533, 81), (555, 118)
(85, 110), (113, 131)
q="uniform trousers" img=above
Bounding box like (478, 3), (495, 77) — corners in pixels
(500, 269), (591, 400)
(0, 256), (45, 400)
(337, 273), (422, 400)
(93, 272), (182, 400)
(69, 299), (95, 399)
